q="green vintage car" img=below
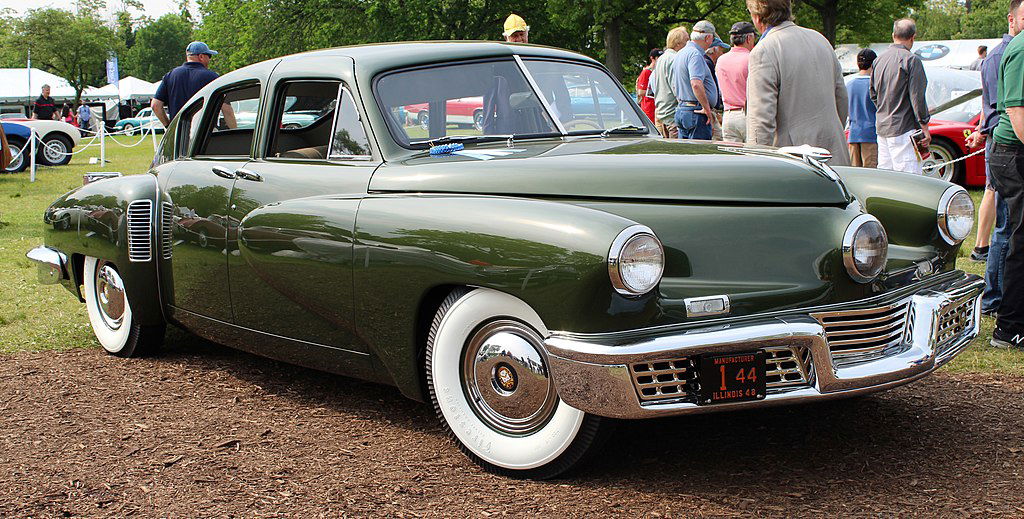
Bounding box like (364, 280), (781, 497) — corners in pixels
(27, 42), (982, 479)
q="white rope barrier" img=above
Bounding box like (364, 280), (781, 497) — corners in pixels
(922, 148), (986, 171)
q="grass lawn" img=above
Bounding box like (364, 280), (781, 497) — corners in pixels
(0, 141), (1020, 373)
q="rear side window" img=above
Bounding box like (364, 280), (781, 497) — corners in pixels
(194, 83), (261, 158)
(174, 100), (203, 159)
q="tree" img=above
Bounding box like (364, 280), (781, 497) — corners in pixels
(121, 13), (193, 82)
(795, 0), (924, 45)
(16, 6), (121, 103)
(959, 0), (1011, 38)
(0, 9), (23, 68)
(915, 0), (966, 40)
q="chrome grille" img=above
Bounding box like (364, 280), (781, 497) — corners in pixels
(126, 200), (153, 262)
(629, 346), (813, 402)
(160, 202), (173, 260)
(936, 294), (976, 357)
(765, 346), (814, 387)
(812, 299), (910, 366)
(630, 359), (696, 401)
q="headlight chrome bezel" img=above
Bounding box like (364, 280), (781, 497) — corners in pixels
(608, 225), (665, 296)
(843, 214), (889, 283)
(937, 186), (975, 245)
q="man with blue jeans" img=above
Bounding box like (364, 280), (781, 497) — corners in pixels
(672, 20), (720, 140)
(967, 16), (1016, 315)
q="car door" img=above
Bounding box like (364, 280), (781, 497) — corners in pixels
(163, 79), (265, 322)
(226, 57), (379, 353)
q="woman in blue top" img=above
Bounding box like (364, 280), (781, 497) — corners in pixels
(847, 49), (878, 168)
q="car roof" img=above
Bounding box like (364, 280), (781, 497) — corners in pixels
(230, 41), (602, 80)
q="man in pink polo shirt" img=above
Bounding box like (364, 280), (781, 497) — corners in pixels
(715, 22), (757, 142)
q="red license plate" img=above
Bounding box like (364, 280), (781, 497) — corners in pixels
(698, 351), (767, 405)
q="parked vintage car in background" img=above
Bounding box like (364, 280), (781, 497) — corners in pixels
(114, 107), (165, 136)
(925, 89), (986, 187)
(29, 42), (982, 479)
(1, 117), (81, 166)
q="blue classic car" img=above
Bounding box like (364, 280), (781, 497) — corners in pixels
(2, 121), (31, 173)
(114, 108), (165, 136)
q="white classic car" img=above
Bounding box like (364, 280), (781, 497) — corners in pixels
(5, 118), (82, 166)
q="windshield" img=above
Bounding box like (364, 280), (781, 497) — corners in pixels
(931, 89), (982, 123)
(376, 58), (647, 146)
(521, 59), (646, 134)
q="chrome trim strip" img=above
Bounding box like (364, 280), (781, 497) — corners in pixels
(543, 274), (984, 419)
(26, 246), (68, 285)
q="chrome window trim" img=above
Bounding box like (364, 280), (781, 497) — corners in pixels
(936, 185), (973, 245)
(843, 213), (888, 283)
(608, 224), (664, 296)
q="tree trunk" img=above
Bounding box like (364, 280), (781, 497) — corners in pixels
(821, 0), (838, 45)
(604, 15), (624, 81)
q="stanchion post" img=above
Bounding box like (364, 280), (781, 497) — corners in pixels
(99, 122), (106, 167)
(29, 128), (36, 183)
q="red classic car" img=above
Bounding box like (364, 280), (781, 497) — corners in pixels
(925, 89), (985, 187)
(404, 97), (484, 130)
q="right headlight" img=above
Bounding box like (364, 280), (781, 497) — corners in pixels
(608, 225), (664, 296)
(843, 214), (888, 283)
(937, 186), (975, 245)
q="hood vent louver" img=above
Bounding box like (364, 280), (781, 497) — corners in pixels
(127, 200), (153, 262)
(161, 202), (173, 260)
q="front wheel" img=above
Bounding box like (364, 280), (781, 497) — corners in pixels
(40, 134), (72, 166)
(425, 288), (610, 479)
(83, 256), (164, 357)
(122, 123), (136, 136)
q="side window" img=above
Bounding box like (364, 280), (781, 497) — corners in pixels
(268, 80), (341, 160)
(175, 100), (204, 159)
(194, 83), (261, 158)
(330, 87), (371, 159)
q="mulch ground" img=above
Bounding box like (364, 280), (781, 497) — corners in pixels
(1, 331), (1022, 518)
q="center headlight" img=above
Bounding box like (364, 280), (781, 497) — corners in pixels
(843, 214), (888, 283)
(609, 225), (664, 296)
(937, 186), (975, 245)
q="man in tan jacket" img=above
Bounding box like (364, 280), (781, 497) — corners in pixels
(745, 0), (851, 166)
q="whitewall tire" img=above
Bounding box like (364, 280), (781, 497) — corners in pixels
(83, 256), (164, 357)
(426, 288), (609, 479)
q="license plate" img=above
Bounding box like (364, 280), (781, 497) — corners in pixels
(698, 351), (767, 405)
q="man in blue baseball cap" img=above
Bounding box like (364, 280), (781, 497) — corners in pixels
(152, 41), (233, 128)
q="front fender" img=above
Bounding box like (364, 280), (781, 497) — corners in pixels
(353, 194), (640, 400)
(43, 174), (164, 326)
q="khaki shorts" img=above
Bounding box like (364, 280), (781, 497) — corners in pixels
(656, 119), (678, 139)
(848, 142), (878, 169)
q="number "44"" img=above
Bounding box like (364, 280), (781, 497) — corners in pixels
(719, 366), (757, 391)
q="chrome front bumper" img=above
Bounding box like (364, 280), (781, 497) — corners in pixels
(544, 274), (984, 419)
(26, 246), (69, 285)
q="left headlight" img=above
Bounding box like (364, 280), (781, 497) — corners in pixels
(937, 186), (975, 245)
(609, 225), (664, 296)
(843, 214), (888, 283)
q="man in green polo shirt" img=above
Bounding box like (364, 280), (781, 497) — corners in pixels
(990, 0), (1024, 349)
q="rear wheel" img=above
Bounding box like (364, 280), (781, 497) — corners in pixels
(922, 139), (964, 184)
(425, 288), (609, 479)
(40, 134), (72, 166)
(122, 123), (136, 136)
(83, 256), (164, 357)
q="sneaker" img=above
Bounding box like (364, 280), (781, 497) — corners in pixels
(991, 327), (1024, 349)
(970, 246), (989, 262)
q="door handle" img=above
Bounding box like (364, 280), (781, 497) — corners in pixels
(211, 166), (236, 179)
(234, 168), (263, 182)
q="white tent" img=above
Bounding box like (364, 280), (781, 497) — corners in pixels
(116, 76), (158, 101)
(0, 68), (118, 104)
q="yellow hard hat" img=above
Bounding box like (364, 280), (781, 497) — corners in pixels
(503, 14), (529, 37)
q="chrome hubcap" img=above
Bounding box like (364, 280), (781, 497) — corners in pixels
(923, 146), (954, 181)
(462, 320), (557, 435)
(95, 262), (126, 330)
(43, 139), (66, 163)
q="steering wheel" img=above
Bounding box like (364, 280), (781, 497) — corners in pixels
(562, 119), (602, 131)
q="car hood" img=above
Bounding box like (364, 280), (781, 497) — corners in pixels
(371, 138), (850, 205)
